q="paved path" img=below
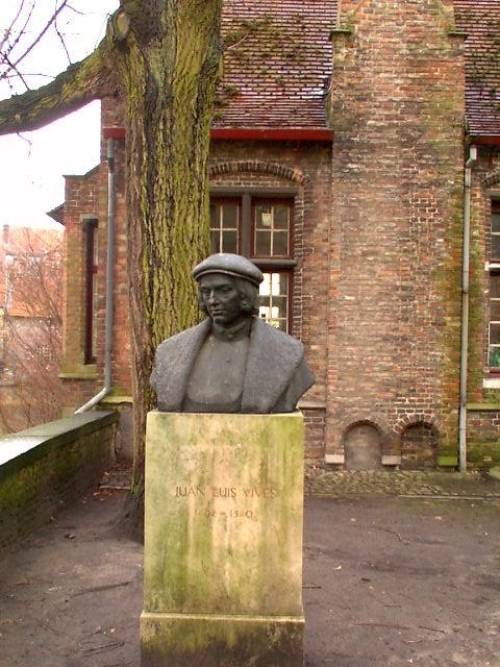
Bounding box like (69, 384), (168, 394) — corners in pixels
(306, 469), (500, 499)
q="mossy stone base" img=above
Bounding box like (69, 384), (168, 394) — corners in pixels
(141, 411), (305, 666)
(140, 612), (304, 666)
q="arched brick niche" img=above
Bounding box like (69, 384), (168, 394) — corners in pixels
(400, 422), (439, 470)
(343, 421), (383, 471)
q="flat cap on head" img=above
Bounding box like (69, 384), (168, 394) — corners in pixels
(192, 253), (264, 287)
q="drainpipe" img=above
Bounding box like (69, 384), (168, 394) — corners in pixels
(458, 144), (477, 472)
(75, 138), (116, 414)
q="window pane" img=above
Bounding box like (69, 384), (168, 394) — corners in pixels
(273, 296), (288, 316)
(273, 231), (289, 256)
(271, 273), (281, 296)
(491, 235), (500, 259)
(259, 273), (271, 296)
(489, 347), (500, 368)
(490, 323), (500, 345)
(255, 230), (271, 256)
(222, 230), (237, 253)
(255, 205), (272, 228)
(491, 300), (500, 321)
(93, 228), (99, 267)
(210, 204), (218, 227)
(492, 213), (500, 233)
(490, 274), (500, 298)
(210, 230), (220, 254)
(258, 272), (289, 332)
(222, 204), (238, 229)
(274, 205), (289, 229)
(259, 305), (271, 320)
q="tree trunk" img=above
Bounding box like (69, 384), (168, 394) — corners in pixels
(0, 1), (222, 539)
(115, 0), (222, 539)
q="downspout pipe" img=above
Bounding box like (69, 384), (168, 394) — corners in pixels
(75, 138), (116, 414)
(458, 144), (477, 472)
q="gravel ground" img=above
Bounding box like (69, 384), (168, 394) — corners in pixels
(0, 475), (498, 666)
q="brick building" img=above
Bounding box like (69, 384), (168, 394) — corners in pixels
(50, 0), (500, 469)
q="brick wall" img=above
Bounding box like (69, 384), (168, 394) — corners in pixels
(0, 411), (118, 554)
(61, 130), (131, 412)
(326, 0), (466, 465)
(467, 408), (500, 467)
(61, 166), (101, 375)
(60, 0), (500, 470)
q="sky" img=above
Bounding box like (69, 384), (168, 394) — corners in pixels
(0, 1), (119, 229)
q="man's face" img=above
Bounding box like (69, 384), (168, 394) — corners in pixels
(198, 274), (244, 327)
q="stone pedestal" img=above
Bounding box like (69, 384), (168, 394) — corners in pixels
(140, 411), (305, 667)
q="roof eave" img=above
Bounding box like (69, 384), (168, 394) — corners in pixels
(469, 135), (500, 146)
(103, 126), (334, 143)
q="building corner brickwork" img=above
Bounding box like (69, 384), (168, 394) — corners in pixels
(326, 0), (466, 466)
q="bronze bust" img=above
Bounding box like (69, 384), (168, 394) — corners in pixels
(151, 253), (314, 413)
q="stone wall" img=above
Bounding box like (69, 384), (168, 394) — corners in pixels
(0, 411), (118, 554)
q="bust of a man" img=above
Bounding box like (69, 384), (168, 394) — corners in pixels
(150, 253), (314, 413)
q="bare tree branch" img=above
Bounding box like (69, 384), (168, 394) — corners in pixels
(53, 0), (73, 66)
(9, 1), (69, 73)
(0, 41), (117, 135)
(0, 0), (26, 54)
(2, 55), (30, 90)
(1, 73), (55, 80)
(1, 1), (36, 71)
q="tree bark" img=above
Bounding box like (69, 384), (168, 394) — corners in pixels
(115, 0), (222, 539)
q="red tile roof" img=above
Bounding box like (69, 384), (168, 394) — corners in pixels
(454, 0), (500, 137)
(215, 0), (336, 130)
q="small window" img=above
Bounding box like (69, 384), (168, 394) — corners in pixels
(84, 220), (98, 364)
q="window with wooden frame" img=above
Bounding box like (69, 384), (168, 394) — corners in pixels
(209, 189), (296, 332)
(488, 200), (500, 370)
(490, 199), (500, 261)
(489, 271), (500, 369)
(84, 219), (98, 364)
